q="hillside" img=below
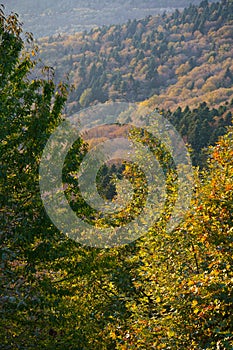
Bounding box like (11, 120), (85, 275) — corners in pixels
(2, 0), (213, 38)
(38, 0), (233, 113)
(1, 6), (233, 350)
(80, 101), (233, 167)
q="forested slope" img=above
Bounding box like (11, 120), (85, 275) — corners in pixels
(38, 0), (233, 112)
(36, 0), (233, 167)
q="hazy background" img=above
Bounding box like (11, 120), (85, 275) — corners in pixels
(2, 0), (217, 37)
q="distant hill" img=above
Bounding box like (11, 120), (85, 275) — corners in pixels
(35, 0), (233, 168)
(3, 0), (217, 38)
(37, 0), (233, 113)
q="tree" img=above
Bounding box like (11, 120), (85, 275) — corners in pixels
(79, 87), (94, 107)
(108, 125), (233, 350)
(0, 8), (87, 349)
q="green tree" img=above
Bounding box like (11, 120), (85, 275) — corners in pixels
(79, 87), (94, 107)
(0, 9), (87, 349)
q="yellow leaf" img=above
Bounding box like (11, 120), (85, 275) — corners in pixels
(110, 331), (117, 340)
(167, 330), (175, 337)
(192, 300), (198, 307)
(188, 280), (194, 286)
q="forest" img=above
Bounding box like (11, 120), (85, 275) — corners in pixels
(1, 1), (233, 349)
(37, 0), (233, 167)
(38, 0), (233, 111)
